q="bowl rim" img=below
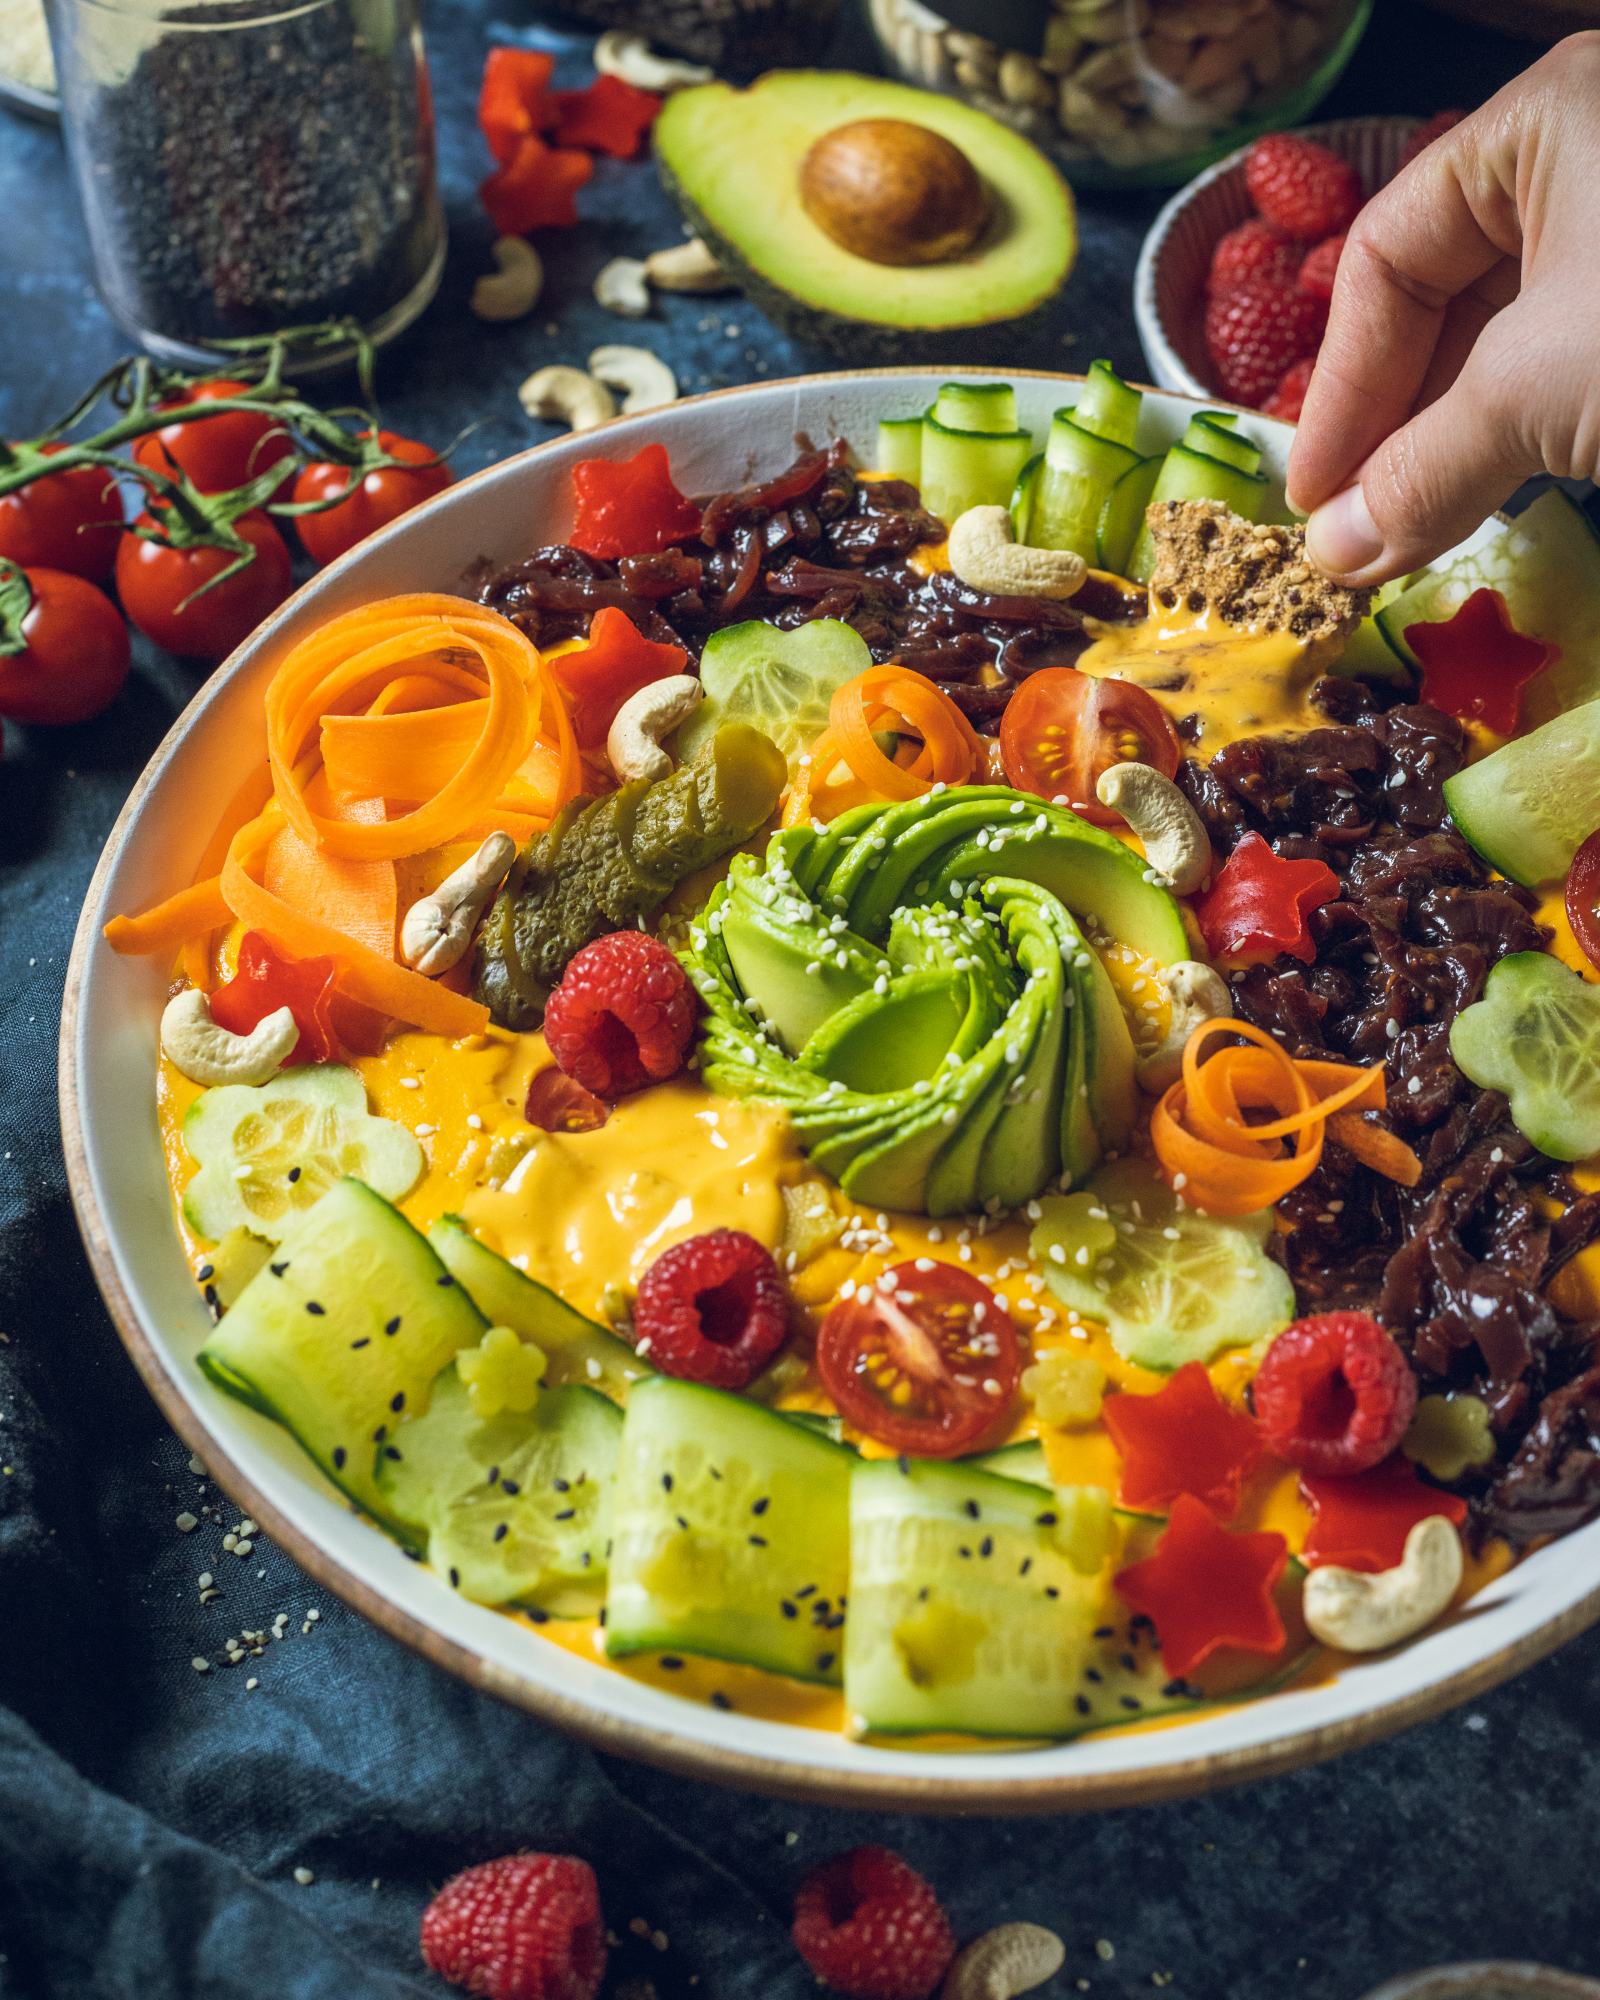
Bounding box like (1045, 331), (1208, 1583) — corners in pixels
(1133, 112), (1424, 404)
(59, 365), (1600, 1813)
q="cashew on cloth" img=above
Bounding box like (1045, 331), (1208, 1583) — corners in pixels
(679, 789), (1175, 1217)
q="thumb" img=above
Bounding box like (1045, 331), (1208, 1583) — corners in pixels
(1304, 342), (1539, 586)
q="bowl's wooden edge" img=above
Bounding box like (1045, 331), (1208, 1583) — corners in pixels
(58, 365), (1600, 1812)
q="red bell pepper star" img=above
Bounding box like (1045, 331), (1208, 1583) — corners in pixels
(1194, 831), (1341, 965)
(1101, 1361), (1263, 1520)
(553, 74), (662, 159)
(480, 132), (593, 237)
(1404, 587), (1556, 737)
(209, 932), (365, 1066)
(478, 48), (558, 168)
(1114, 1494), (1289, 1680)
(568, 443), (701, 561)
(550, 607), (689, 749)
(1301, 1456), (1469, 1573)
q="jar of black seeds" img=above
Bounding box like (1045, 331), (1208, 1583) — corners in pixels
(46, 0), (446, 368)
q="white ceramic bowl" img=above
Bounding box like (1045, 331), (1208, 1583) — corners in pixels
(61, 369), (1600, 1813)
(1135, 115), (1422, 401)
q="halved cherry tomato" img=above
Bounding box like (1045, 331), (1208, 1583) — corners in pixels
(815, 1260), (1022, 1456)
(1566, 830), (1600, 975)
(0, 446), (124, 581)
(131, 380), (296, 497)
(0, 564), (129, 725)
(290, 432), (452, 567)
(999, 667), (1180, 826)
(114, 510), (292, 663)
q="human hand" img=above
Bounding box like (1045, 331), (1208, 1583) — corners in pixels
(1286, 33), (1600, 586)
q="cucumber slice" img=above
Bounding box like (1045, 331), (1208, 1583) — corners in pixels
(1029, 412), (1142, 561)
(678, 617), (871, 771)
(1074, 360), (1141, 449)
(427, 1216), (648, 1403)
(1180, 413), (1261, 474)
(1448, 952), (1600, 1161)
(182, 1064), (423, 1245)
(1443, 697), (1600, 886)
(605, 1376), (853, 1682)
(377, 1371), (620, 1608)
(932, 381), (1017, 434)
(1009, 450), (1042, 545)
(844, 1456), (1114, 1737)
(1096, 455), (1163, 576)
(196, 1227), (272, 1318)
(876, 415), (922, 485)
(1377, 489), (1600, 725)
(1031, 1158), (1294, 1370)
(919, 416), (1033, 528)
(1331, 577), (1410, 684)
(1126, 444), (1269, 584)
(198, 1178), (488, 1522)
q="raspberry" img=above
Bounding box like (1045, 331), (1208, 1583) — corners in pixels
(543, 931), (697, 1099)
(792, 1846), (956, 2000)
(1263, 355), (1317, 423)
(1244, 133), (1364, 241)
(1252, 1312), (1419, 1477)
(421, 1853), (606, 2000)
(1401, 108), (1465, 170)
(633, 1228), (788, 1389)
(1296, 232), (1345, 303)
(1204, 275), (1326, 407)
(1207, 217), (1302, 298)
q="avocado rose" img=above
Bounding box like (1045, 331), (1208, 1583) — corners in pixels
(680, 786), (1188, 1217)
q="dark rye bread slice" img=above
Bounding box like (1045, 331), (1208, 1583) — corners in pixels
(1144, 500), (1375, 647)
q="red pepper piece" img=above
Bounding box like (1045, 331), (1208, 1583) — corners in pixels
(552, 74), (662, 159)
(1114, 1493), (1288, 1680)
(1403, 587), (1556, 736)
(525, 1066), (610, 1132)
(568, 443), (701, 562)
(1194, 830), (1341, 964)
(1565, 829), (1600, 973)
(480, 133), (593, 236)
(210, 932), (341, 1066)
(1300, 1456), (1469, 1573)
(1101, 1361), (1263, 1519)
(551, 606), (689, 750)
(478, 48), (557, 167)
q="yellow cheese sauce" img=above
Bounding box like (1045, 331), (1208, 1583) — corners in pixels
(1078, 605), (1322, 754)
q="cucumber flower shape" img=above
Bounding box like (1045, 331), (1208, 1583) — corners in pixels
(678, 786), (1186, 1217)
(1449, 950), (1600, 1161)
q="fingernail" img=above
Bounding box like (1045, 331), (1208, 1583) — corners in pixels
(1306, 484), (1382, 577)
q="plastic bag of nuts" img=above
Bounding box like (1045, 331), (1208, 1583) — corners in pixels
(866, 0), (1376, 185)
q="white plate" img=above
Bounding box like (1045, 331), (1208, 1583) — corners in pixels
(61, 369), (1600, 1813)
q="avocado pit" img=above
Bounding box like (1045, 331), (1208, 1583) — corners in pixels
(798, 117), (990, 268)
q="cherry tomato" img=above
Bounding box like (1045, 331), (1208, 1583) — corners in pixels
(131, 380), (296, 497)
(114, 512), (293, 663)
(0, 447), (125, 582)
(1565, 830), (1600, 974)
(291, 432), (451, 567)
(0, 566), (130, 725)
(999, 668), (1180, 826)
(815, 1260), (1022, 1457)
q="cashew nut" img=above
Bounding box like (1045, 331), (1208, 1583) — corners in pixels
(1136, 959), (1233, 1095)
(472, 236), (544, 322)
(941, 1922), (1066, 2000)
(1302, 1514), (1464, 1653)
(519, 365), (617, 434)
(160, 990), (299, 1088)
(588, 344), (679, 416)
(1095, 761), (1212, 896)
(644, 237), (732, 294)
(947, 506), (1087, 601)
(608, 675), (703, 783)
(401, 833), (517, 977)
(592, 28), (712, 91)
(594, 256), (651, 319)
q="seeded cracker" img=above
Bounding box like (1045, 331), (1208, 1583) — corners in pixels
(1143, 500), (1375, 648)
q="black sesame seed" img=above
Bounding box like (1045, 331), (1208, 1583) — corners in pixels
(448, 1567), (460, 1588)
(305, 1300), (326, 1316)
(1085, 1667), (1103, 1684)
(579, 1551), (592, 1567)
(436, 1273), (454, 1287)
(780, 1600), (798, 1620)
(1120, 1695), (1142, 1711)
(390, 1392), (406, 1413)
(203, 1284), (220, 1317)
(287, 1167), (301, 1184)
(963, 1498), (980, 1520)
(373, 1424), (388, 1442)
(958, 1545), (972, 1559)
(917, 1586), (930, 1602)
(1162, 1680), (1188, 1699)
(710, 1691), (732, 1711)
(675, 1515), (689, 1531)
(487, 1466), (500, 1486)
(979, 1535), (994, 1558)
(661, 1472), (674, 1492)
(332, 1447), (347, 1470)
(1120, 1652), (1138, 1673)
(748, 1533), (768, 1547)
(896, 1454), (911, 1475)
(598, 1607), (607, 1627)
(659, 1655), (684, 1670)
(1075, 1694), (1092, 1716)
(270, 1261), (288, 1277)
(751, 1496), (770, 1516)
(553, 1508), (576, 1522)
(1019, 1557), (1033, 1577)
(197, 1263), (215, 1282)
(815, 1651), (835, 1673)
(553, 1477), (570, 1493)
(383, 1446), (402, 1461)
(527, 1607), (549, 1624)
(1035, 1510), (1057, 1527)
(1044, 1586), (1060, 1599)
(500, 1479), (520, 1496)
(385, 1317), (401, 1336)
(1093, 1625), (1114, 1639)
(826, 1612), (845, 1630)
(795, 1584), (817, 1599)
(350, 1337), (370, 1350)
(493, 1523), (508, 1542)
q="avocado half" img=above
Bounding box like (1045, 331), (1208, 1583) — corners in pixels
(654, 72), (1077, 360)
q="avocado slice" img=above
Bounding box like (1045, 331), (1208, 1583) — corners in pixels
(654, 72), (1077, 357)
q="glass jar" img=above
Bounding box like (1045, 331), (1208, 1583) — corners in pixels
(46, 0), (445, 367)
(867, 0), (1375, 188)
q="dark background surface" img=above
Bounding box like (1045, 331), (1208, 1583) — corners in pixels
(3, 5), (1599, 1997)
